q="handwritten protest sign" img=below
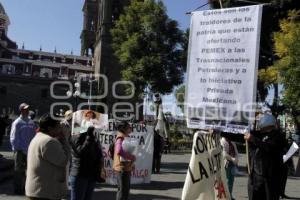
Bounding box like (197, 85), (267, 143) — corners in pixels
(185, 5), (263, 133)
(71, 111), (153, 184)
(96, 120), (154, 184)
(182, 131), (230, 200)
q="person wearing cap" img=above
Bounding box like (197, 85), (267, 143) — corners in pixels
(10, 103), (36, 195)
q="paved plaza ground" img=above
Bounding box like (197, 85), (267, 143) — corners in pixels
(1, 143), (300, 200)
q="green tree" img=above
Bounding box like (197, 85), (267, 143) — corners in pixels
(180, 29), (189, 72)
(111, 0), (185, 96)
(271, 10), (300, 130)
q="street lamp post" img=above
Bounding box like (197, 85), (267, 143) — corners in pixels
(67, 81), (81, 111)
(87, 74), (97, 110)
(154, 93), (162, 118)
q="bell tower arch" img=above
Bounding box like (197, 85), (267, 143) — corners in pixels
(80, 0), (98, 56)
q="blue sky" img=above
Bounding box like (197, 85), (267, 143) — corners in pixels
(1, 0), (208, 55)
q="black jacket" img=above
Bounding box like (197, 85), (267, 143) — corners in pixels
(221, 129), (285, 200)
(70, 132), (103, 179)
(221, 129), (285, 178)
(248, 130), (284, 178)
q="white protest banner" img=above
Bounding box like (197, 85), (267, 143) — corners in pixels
(182, 131), (230, 200)
(71, 110), (108, 135)
(96, 120), (154, 184)
(185, 6), (263, 133)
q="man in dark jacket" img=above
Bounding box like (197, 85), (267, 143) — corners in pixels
(220, 113), (285, 200)
(244, 113), (285, 200)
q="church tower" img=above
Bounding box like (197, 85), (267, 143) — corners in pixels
(0, 3), (17, 51)
(80, 0), (98, 56)
(81, 0), (131, 116)
(0, 3), (10, 34)
(82, 0), (143, 120)
(95, 0), (130, 116)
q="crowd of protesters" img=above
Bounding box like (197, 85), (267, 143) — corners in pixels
(0, 102), (298, 200)
(2, 102), (137, 200)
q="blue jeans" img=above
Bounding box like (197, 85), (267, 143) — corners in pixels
(69, 176), (95, 200)
(225, 162), (236, 198)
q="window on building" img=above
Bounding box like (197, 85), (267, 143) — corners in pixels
(33, 70), (39, 77)
(12, 55), (20, 60)
(2, 64), (15, 74)
(28, 52), (33, 59)
(41, 89), (48, 98)
(40, 68), (53, 78)
(23, 64), (32, 75)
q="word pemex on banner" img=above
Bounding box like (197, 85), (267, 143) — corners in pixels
(185, 5), (263, 133)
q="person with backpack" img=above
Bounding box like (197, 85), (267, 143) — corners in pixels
(69, 126), (104, 200)
(113, 121), (136, 200)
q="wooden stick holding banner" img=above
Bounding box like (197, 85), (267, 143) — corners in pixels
(245, 140), (251, 174)
(245, 125), (251, 175)
(218, 0), (223, 8)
